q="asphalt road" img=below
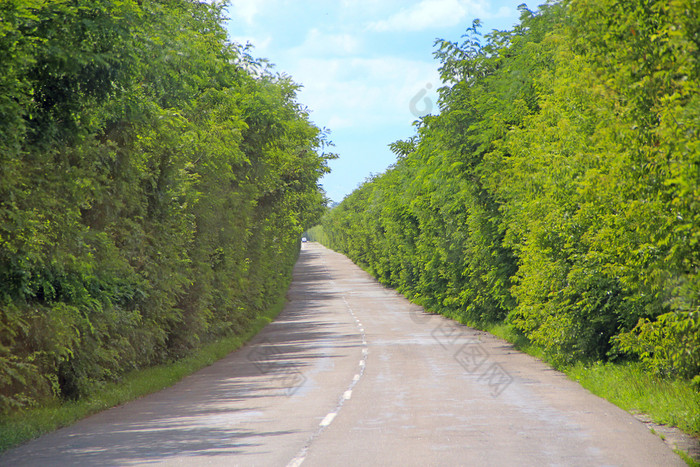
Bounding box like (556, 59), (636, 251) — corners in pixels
(0, 242), (685, 466)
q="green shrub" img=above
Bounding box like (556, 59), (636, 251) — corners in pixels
(616, 311), (700, 385)
(313, 0), (699, 381)
(0, 0), (332, 413)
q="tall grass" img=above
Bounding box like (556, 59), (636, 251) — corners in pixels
(466, 320), (699, 439)
(566, 361), (700, 436)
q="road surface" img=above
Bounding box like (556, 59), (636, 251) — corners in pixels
(0, 243), (685, 466)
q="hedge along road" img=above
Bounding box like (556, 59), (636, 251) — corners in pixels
(0, 243), (684, 466)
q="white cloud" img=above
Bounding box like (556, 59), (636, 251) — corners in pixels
(295, 29), (362, 57)
(229, 35), (273, 55)
(494, 5), (515, 21)
(369, 0), (487, 32)
(221, 0), (524, 201)
(327, 115), (355, 129)
(289, 56), (440, 130)
(229, 0), (263, 25)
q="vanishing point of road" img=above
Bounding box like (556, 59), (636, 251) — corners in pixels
(0, 243), (685, 466)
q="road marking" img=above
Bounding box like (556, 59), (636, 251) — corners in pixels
(320, 412), (337, 427)
(288, 251), (370, 467)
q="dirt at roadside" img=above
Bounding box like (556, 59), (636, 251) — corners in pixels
(633, 413), (700, 463)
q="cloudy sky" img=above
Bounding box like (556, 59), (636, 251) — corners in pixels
(225, 0), (527, 203)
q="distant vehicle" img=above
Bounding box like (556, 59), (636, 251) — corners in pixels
(301, 237), (308, 242)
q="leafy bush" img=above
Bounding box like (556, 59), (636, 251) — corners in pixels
(0, 0), (332, 412)
(616, 312), (700, 384)
(315, 0), (699, 378)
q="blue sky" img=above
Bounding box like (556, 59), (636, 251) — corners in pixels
(224, 0), (528, 203)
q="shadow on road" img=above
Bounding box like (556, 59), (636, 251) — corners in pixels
(0, 247), (360, 466)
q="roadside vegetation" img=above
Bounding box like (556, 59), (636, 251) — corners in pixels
(0, 292), (287, 453)
(0, 0), (332, 427)
(474, 321), (700, 440)
(309, 0), (700, 441)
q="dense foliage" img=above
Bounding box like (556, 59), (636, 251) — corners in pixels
(313, 0), (699, 384)
(0, 0), (332, 411)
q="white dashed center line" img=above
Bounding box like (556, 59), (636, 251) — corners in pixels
(319, 412), (337, 427)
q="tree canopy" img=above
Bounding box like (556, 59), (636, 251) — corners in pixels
(312, 0), (700, 384)
(0, 0), (333, 411)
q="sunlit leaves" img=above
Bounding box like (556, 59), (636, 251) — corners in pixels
(1, 0), (331, 411)
(316, 0), (699, 380)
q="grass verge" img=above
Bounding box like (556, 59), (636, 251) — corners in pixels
(0, 294), (288, 454)
(386, 283), (700, 447)
(318, 243), (700, 462)
(677, 449), (700, 467)
(471, 320), (700, 436)
(565, 360), (700, 437)
(480, 321), (700, 464)
(484, 321), (700, 433)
